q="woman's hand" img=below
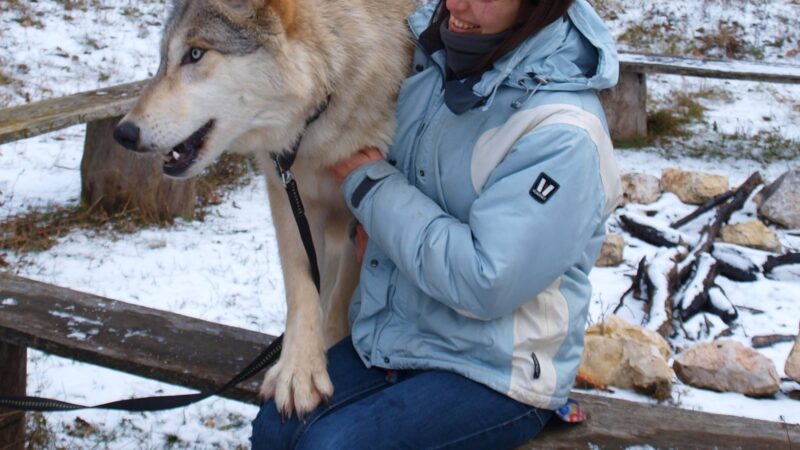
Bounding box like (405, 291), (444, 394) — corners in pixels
(354, 223), (368, 265)
(329, 147), (382, 264)
(329, 146), (383, 183)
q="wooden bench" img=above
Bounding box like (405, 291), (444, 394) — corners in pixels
(2, 53), (800, 151)
(1, 272), (798, 449)
(603, 52), (800, 141)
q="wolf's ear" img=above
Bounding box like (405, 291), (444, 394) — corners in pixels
(217, 0), (295, 34)
(216, 0), (263, 19)
(264, 0), (296, 34)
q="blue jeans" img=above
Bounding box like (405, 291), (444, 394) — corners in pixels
(251, 338), (552, 449)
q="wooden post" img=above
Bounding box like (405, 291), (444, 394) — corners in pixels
(599, 70), (648, 144)
(0, 342), (26, 450)
(80, 116), (197, 222)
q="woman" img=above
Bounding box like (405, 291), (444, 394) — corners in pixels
(252, 0), (621, 448)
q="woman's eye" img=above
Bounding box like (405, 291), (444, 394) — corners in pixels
(182, 47), (206, 65)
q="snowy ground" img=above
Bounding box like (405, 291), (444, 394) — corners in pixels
(2, 0), (800, 448)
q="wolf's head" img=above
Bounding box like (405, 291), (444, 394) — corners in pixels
(115, 0), (327, 178)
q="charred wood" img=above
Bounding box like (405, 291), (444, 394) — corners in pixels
(670, 190), (734, 229)
(644, 248), (685, 337)
(615, 257), (652, 316)
(620, 214), (687, 248)
(762, 252), (800, 276)
(711, 243), (760, 282)
(751, 334), (797, 349)
(676, 253), (718, 320)
(678, 172), (763, 284)
(705, 286), (738, 324)
(693, 172), (763, 256)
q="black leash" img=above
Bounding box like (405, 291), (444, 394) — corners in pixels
(269, 95), (332, 293)
(0, 97), (330, 412)
(0, 336), (283, 412)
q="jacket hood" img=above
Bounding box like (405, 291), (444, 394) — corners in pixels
(408, 0), (619, 99)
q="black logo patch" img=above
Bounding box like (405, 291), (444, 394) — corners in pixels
(531, 352), (541, 380)
(530, 172), (559, 204)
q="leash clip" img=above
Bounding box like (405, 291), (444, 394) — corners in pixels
(280, 167), (294, 186)
(272, 156), (294, 186)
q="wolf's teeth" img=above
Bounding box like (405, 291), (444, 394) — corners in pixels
(171, 151), (180, 160)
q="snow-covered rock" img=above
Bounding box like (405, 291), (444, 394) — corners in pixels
(621, 172), (661, 205)
(720, 220), (782, 253)
(578, 315), (673, 400)
(661, 168), (729, 205)
(673, 340), (780, 396)
(758, 168), (800, 229)
(596, 234), (625, 267)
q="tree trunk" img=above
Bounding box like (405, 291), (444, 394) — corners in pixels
(598, 71), (647, 143)
(0, 342), (26, 450)
(80, 116), (196, 222)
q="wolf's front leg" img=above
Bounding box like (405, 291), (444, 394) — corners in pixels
(259, 179), (333, 419)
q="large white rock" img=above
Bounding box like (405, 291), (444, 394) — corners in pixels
(786, 324), (800, 383)
(758, 168), (800, 228)
(661, 168), (729, 205)
(720, 220), (782, 253)
(621, 172), (662, 205)
(596, 234), (625, 267)
(578, 315), (673, 400)
(673, 340), (780, 396)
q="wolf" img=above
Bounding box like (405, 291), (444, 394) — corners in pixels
(113, 0), (414, 417)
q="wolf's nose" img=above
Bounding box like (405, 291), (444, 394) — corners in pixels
(114, 122), (141, 151)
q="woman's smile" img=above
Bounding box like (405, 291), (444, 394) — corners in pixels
(449, 16), (480, 33)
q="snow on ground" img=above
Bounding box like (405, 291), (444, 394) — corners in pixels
(2, 0), (800, 448)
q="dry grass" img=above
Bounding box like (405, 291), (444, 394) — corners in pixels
(692, 21), (763, 59)
(1, 153), (254, 254)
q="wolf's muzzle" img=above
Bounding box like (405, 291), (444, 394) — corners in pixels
(114, 121), (142, 151)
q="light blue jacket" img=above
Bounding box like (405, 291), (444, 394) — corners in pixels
(341, 0), (622, 409)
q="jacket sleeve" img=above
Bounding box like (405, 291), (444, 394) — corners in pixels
(341, 123), (607, 320)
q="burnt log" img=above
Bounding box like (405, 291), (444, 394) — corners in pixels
(693, 172), (763, 256)
(751, 334), (797, 349)
(712, 243), (760, 282)
(705, 286), (738, 324)
(762, 252), (800, 277)
(671, 190), (734, 229)
(677, 173), (763, 284)
(616, 257), (651, 315)
(677, 253), (718, 320)
(620, 214), (687, 248)
(644, 248), (685, 337)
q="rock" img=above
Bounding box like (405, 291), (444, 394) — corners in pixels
(673, 340), (780, 396)
(719, 220), (782, 253)
(578, 315), (673, 400)
(786, 325), (800, 383)
(621, 172), (661, 205)
(661, 168), (729, 205)
(596, 234), (625, 267)
(758, 168), (800, 228)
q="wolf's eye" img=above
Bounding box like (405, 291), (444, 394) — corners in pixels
(182, 47), (206, 65)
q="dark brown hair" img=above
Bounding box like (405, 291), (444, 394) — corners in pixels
(430, 0), (575, 76)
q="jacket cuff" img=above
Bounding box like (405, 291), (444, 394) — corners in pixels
(342, 160), (400, 210)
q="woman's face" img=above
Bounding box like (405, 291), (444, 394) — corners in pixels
(445, 0), (523, 35)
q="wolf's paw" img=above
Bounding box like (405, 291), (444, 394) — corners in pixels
(259, 353), (333, 420)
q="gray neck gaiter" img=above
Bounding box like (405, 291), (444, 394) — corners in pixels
(439, 20), (513, 79)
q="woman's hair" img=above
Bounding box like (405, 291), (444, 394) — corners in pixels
(430, 0), (575, 76)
